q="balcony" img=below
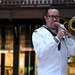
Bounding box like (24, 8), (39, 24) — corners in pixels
(0, 0), (75, 9)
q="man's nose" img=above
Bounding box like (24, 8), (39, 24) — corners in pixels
(53, 17), (57, 21)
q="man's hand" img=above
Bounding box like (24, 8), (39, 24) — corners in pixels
(57, 24), (66, 39)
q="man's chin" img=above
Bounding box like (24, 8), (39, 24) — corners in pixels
(49, 26), (58, 30)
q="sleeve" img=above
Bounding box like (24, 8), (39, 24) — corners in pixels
(32, 30), (60, 59)
(64, 36), (75, 56)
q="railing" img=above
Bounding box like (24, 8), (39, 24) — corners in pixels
(0, 0), (75, 6)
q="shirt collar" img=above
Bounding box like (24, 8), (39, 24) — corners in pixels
(43, 25), (57, 34)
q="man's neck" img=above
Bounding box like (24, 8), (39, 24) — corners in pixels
(44, 25), (58, 34)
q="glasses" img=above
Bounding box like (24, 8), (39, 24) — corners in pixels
(47, 15), (61, 19)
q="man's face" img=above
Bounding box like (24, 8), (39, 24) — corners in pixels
(44, 9), (60, 30)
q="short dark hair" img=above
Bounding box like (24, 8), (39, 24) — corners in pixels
(44, 7), (59, 16)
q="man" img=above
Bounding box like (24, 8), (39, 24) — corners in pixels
(32, 8), (75, 75)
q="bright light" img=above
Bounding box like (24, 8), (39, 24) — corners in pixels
(0, 0), (1, 3)
(9, 50), (13, 53)
(0, 50), (9, 53)
(0, 50), (13, 53)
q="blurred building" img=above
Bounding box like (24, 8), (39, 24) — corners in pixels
(0, 0), (75, 75)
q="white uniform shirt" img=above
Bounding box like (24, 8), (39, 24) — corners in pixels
(32, 25), (75, 75)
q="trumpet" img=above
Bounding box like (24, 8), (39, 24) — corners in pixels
(53, 16), (75, 39)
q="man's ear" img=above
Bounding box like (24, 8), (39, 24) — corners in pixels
(44, 16), (48, 21)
